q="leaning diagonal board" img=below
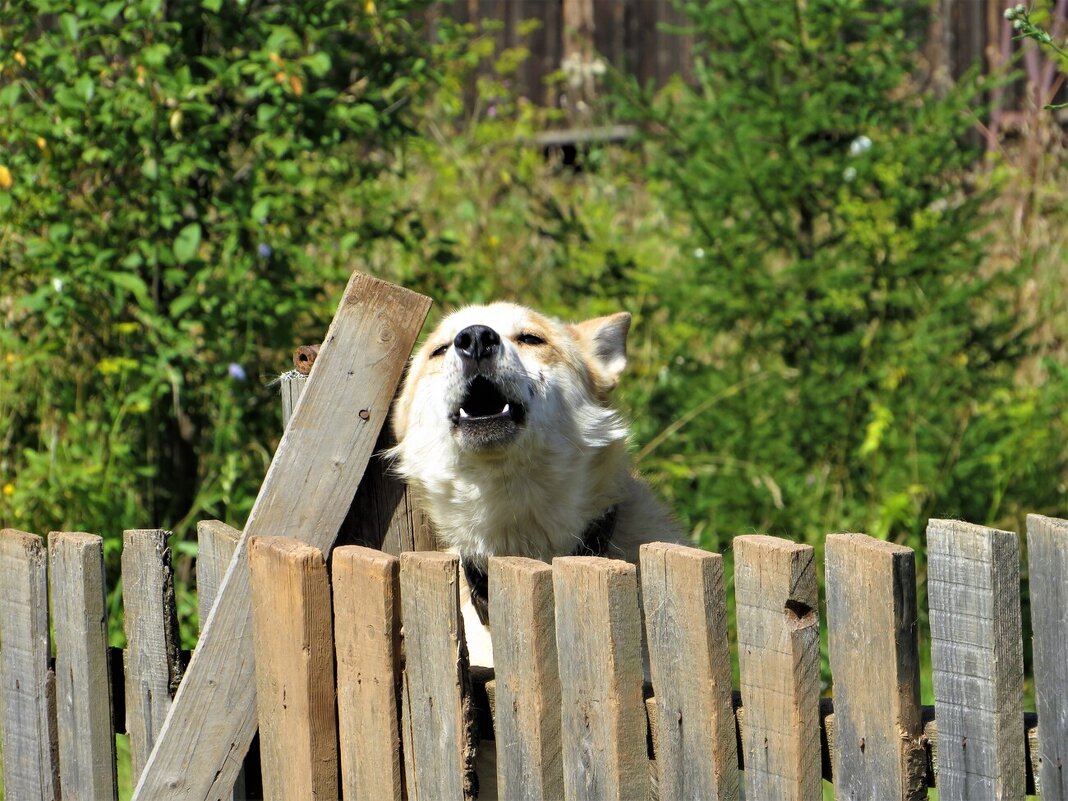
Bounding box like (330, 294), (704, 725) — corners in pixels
(132, 272), (431, 801)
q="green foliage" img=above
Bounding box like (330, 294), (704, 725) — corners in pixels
(616, 0), (1067, 551)
(0, 0), (435, 638)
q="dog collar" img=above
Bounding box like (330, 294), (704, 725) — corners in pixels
(462, 504), (620, 628)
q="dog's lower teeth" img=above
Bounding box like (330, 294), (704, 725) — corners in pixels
(459, 408), (470, 419)
(501, 403), (510, 414)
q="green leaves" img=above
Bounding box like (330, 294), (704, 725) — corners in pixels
(173, 223), (201, 265)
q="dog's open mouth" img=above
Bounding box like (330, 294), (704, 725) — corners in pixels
(451, 376), (526, 447)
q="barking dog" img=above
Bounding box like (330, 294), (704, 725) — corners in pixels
(390, 302), (681, 666)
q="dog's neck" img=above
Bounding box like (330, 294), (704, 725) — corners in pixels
(411, 435), (631, 563)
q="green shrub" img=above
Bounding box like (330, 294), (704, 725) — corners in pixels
(616, 0), (1067, 552)
(0, 0), (435, 634)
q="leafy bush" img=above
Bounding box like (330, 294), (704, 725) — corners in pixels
(616, 0), (1067, 553)
(0, 0), (435, 621)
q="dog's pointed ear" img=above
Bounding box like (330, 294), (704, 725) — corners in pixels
(570, 311), (631, 392)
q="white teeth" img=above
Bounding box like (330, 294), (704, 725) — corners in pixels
(502, 403), (510, 415)
(459, 408), (470, 419)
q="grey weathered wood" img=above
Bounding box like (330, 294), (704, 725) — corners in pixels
(249, 537), (338, 801)
(194, 519), (246, 801)
(0, 529), (59, 800)
(195, 520), (241, 635)
(489, 557), (564, 801)
(927, 519), (1025, 801)
(640, 542), (738, 801)
(133, 272), (431, 801)
(49, 531), (117, 801)
(399, 551), (476, 801)
(553, 556), (648, 801)
(826, 533), (924, 801)
(279, 370), (305, 427)
(122, 529), (183, 783)
(1027, 513), (1068, 800)
(733, 535), (821, 801)
(332, 546), (403, 801)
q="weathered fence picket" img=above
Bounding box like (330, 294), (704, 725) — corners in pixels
(1028, 513), (1068, 800)
(399, 551), (477, 801)
(121, 528), (182, 783)
(248, 536), (339, 800)
(733, 535), (821, 801)
(553, 556), (648, 801)
(640, 542), (738, 801)
(488, 557), (564, 801)
(0, 529), (59, 801)
(49, 531), (117, 801)
(332, 545), (404, 801)
(928, 519), (1026, 801)
(825, 533), (925, 801)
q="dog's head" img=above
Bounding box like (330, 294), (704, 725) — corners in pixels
(391, 302), (631, 464)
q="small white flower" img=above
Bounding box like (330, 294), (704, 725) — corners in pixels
(1004, 7), (1015, 18)
(843, 166), (858, 182)
(848, 135), (873, 156)
(1017, 3), (1026, 12)
(52, 277), (64, 292)
(694, 247), (706, 259)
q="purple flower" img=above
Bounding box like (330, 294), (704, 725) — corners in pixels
(257, 243), (272, 258)
(228, 362), (247, 382)
(486, 104), (497, 119)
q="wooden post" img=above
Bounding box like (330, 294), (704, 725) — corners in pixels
(249, 537), (338, 801)
(332, 546), (404, 801)
(133, 272), (430, 801)
(734, 535), (821, 801)
(122, 529), (184, 783)
(927, 519), (1026, 801)
(1028, 513), (1068, 800)
(0, 529), (59, 800)
(489, 557), (564, 801)
(640, 543), (738, 801)
(399, 551), (477, 801)
(49, 531), (118, 801)
(826, 534), (925, 801)
(553, 556), (648, 801)
(194, 520), (247, 801)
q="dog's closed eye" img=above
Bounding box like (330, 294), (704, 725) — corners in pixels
(430, 343), (449, 358)
(516, 333), (546, 346)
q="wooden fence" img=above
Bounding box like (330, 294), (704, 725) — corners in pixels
(2, 515), (1067, 799)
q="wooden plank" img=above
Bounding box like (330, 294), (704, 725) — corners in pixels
(248, 537), (338, 800)
(49, 531), (118, 801)
(0, 529), (59, 800)
(733, 535), (821, 801)
(825, 533), (924, 801)
(194, 520), (247, 801)
(927, 519), (1025, 801)
(553, 556), (647, 801)
(640, 542), (738, 801)
(489, 557), (564, 801)
(132, 272), (430, 801)
(1027, 513), (1068, 800)
(195, 520), (241, 633)
(122, 529), (183, 783)
(400, 551), (477, 801)
(332, 546), (403, 801)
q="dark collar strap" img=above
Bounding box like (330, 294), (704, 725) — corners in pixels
(463, 504), (619, 628)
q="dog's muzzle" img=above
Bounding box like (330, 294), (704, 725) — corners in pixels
(450, 325), (527, 449)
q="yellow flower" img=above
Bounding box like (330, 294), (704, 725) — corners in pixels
(269, 52), (284, 67)
(365, 0), (376, 14)
(136, 64), (146, 85)
(36, 136), (46, 151)
(14, 51), (26, 67)
(289, 74), (303, 97)
(0, 165), (12, 190)
(115, 321), (140, 335)
(2, 484), (14, 497)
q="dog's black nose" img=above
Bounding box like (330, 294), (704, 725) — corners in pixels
(454, 325), (500, 363)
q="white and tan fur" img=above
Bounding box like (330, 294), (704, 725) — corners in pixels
(390, 302), (681, 666)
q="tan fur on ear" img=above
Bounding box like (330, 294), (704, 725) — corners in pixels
(569, 311), (631, 393)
